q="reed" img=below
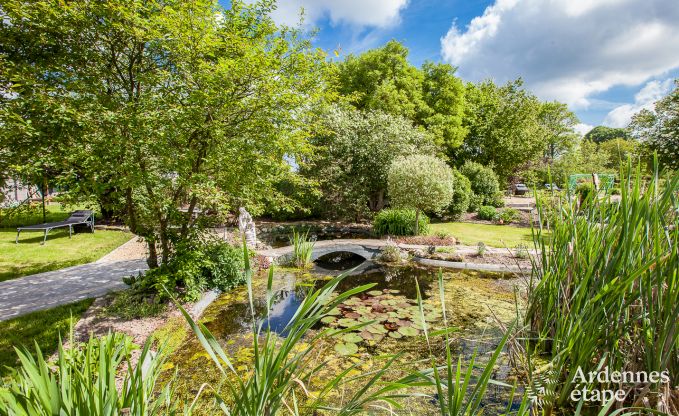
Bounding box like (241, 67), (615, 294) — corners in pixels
(526, 162), (679, 414)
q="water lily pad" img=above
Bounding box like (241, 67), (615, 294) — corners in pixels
(398, 326), (420, 337)
(359, 331), (375, 341)
(321, 316), (337, 324)
(388, 331), (403, 339)
(337, 318), (359, 327)
(342, 333), (363, 343)
(367, 324), (387, 334)
(327, 308), (342, 316)
(344, 312), (361, 319)
(367, 290), (383, 296)
(335, 342), (358, 356)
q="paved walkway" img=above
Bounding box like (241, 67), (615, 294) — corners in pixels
(0, 239), (147, 321)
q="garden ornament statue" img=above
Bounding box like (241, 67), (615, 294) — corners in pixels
(238, 207), (257, 248)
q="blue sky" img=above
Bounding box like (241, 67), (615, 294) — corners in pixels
(225, 0), (679, 135)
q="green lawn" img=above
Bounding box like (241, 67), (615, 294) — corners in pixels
(0, 229), (131, 282)
(430, 222), (535, 248)
(0, 299), (93, 377)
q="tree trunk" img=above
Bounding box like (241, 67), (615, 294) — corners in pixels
(146, 238), (159, 269)
(415, 209), (420, 236)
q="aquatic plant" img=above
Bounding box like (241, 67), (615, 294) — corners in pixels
(177, 244), (418, 415)
(527, 162), (679, 414)
(319, 288), (441, 354)
(0, 332), (175, 415)
(289, 229), (315, 268)
(378, 241), (402, 263)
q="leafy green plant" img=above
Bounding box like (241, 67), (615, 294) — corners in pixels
(476, 205), (498, 221)
(289, 229), (315, 268)
(497, 208), (520, 224)
(0, 332), (175, 415)
(527, 163), (679, 413)
(447, 168), (472, 220)
(373, 208), (430, 236)
(476, 242), (487, 257)
(513, 244), (529, 259)
(460, 161), (501, 208)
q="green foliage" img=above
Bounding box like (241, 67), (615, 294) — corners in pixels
(137, 237), (245, 301)
(335, 41), (467, 151)
(373, 209), (430, 236)
(0, 299), (93, 377)
(456, 79), (549, 182)
(476, 205), (498, 221)
(104, 290), (167, 320)
(387, 154), (454, 234)
(583, 125), (631, 143)
(0, 332), (175, 415)
(629, 79), (679, 170)
(289, 230), (315, 268)
(447, 169), (471, 220)
(497, 208), (520, 224)
(527, 165), (679, 412)
(539, 101), (579, 161)
(0, 0), (332, 267)
(575, 182), (595, 202)
(304, 106), (436, 219)
(476, 241), (487, 257)
(548, 139), (613, 187)
(459, 161), (502, 209)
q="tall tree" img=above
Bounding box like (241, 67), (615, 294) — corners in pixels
(335, 41), (466, 153)
(629, 80), (678, 170)
(583, 126), (631, 143)
(456, 79), (545, 183)
(0, 0), (331, 267)
(539, 101), (579, 162)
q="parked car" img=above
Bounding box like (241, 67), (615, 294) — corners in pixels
(545, 183), (560, 191)
(514, 183), (529, 195)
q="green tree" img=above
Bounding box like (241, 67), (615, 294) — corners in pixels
(303, 107), (435, 220)
(0, 0), (331, 267)
(629, 80), (678, 170)
(387, 154), (454, 235)
(583, 125), (631, 143)
(456, 79), (546, 183)
(598, 138), (640, 169)
(447, 168), (471, 220)
(335, 41), (466, 153)
(459, 161), (502, 209)
(539, 101), (579, 162)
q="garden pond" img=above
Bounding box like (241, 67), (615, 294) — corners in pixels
(163, 253), (526, 414)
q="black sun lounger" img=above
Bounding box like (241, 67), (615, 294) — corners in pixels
(16, 210), (95, 245)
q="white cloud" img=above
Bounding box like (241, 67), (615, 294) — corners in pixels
(270, 0), (409, 28)
(603, 79), (673, 127)
(574, 123), (594, 136)
(440, 0), (679, 108)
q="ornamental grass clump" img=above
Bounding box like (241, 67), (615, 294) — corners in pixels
(526, 162), (679, 414)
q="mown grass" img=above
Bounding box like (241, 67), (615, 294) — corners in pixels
(0, 299), (93, 377)
(429, 222), (534, 247)
(0, 229), (131, 281)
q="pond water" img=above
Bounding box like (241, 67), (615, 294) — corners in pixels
(168, 256), (524, 413)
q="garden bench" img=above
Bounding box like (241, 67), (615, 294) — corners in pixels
(15, 210), (95, 245)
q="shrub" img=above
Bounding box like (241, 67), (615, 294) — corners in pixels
(135, 237), (245, 302)
(447, 168), (471, 220)
(373, 208), (429, 236)
(575, 182), (595, 203)
(468, 194), (484, 212)
(514, 243), (529, 259)
(498, 208), (520, 224)
(387, 155), (454, 235)
(476, 205), (498, 221)
(476, 241), (487, 257)
(460, 161), (501, 207)
(378, 244), (402, 263)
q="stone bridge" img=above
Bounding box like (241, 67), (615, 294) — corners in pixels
(258, 239), (388, 263)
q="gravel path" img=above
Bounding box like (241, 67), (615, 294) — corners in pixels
(0, 237), (148, 321)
